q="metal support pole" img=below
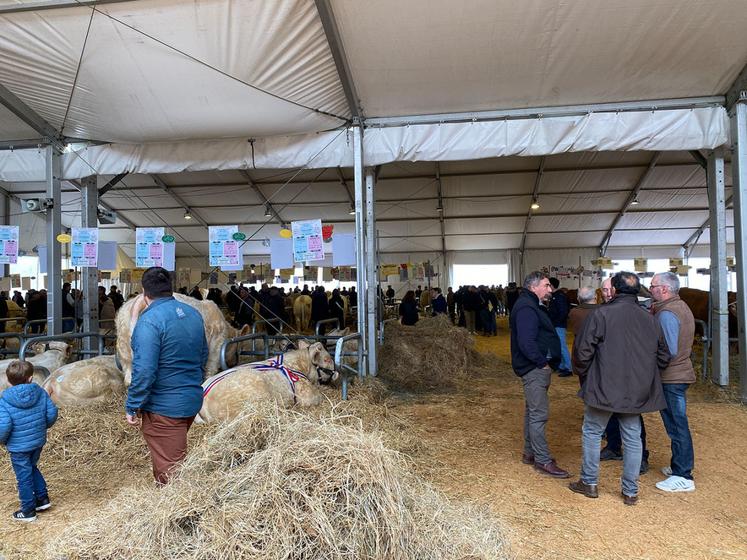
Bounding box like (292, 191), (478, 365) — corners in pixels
(80, 176), (99, 350)
(1, 191), (9, 277)
(352, 125), (367, 375)
(45, 146), (62, 335)
(730, 96), (747, 403)
(707, 150), (729, 386)
(365, 169), (378, 376)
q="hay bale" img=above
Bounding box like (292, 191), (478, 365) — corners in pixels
(378, 315), (476, 391)
(50, 403), (510, 560)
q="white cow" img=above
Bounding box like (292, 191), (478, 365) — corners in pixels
(198, 340), (338, 423)
(116, 294), (249, 385)
(292, 295), (312, 332)
(43, 355), (124, 406)
(0, 342), (71, 393)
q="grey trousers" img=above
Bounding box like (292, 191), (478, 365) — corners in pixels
(464, 310), (476, 333)
(522, 367), (552, 465)
(581, 405), (642, 497)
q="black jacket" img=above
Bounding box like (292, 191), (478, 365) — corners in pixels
(548, 290), (570, 328)
(509, 289), (561, 376)
(399, 300), (419, 325)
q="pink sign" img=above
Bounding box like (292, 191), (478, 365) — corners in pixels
(223, 241), (238, 257)
(83, 243), (97, 258)
(149, 244), (162, 258)
(308, 236), (322, 252)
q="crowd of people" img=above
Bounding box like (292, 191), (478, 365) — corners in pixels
(511, 270), (696, 505)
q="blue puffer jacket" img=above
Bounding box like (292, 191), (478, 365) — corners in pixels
(0, 383), (58, 452)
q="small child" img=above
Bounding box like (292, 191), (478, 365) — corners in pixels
(0, 360), (58, 522)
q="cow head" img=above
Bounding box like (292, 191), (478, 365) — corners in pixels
(298, 340), (338, 384)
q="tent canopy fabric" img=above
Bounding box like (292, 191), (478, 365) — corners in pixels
(0, 0), (745, 258)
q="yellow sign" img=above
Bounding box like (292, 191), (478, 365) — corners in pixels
(676, 265), (691, 276)
(727, 257), (735, 267)
(279, 229), (292, 239)
(131, 268), (146, 282)
(633, 258), (648, 272)
(669, 258), (684, 267)
(56, 233), (71, 243)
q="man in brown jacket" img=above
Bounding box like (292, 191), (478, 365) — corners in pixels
(650, 271), (696, 493)
(570, 272), (669, 505)
(567, 286), (598, 336)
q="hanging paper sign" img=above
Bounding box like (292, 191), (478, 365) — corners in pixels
(177, 269), (191, 288)
(209, 225), (241, 268)
(136, 227), (164, 268)
(303, 266), (318, 281)
(291, 219), (324, 262)
(10, 273), (20, 287)
(232, 232), (246, 241)
(21, 277), (31, 290)
(132, 269), (145, 283)
(633, 258), (648, 272)
(676, 265), (691, 276)
(71, 227), (99, 267)
(338, 266), (353, 282)
(380, 264), (399, 278)
(119, 269), (132, 283)
(322, 224), (334, 243)
(0, 226), (19, 264)
(669, 258), (684, 267)
(726, 257), (735, 267)
(100, 272), (111, 280)
(162, 235), (175, 243)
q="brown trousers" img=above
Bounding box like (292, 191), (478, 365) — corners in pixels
(140, 412), (195, 485)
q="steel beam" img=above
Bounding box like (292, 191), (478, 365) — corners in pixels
(365, 96), (724, 128)
(151, 174), (209, 227)
(335, 166), (356, 208)
(435, 163), (446, 256)
(599, 152), (662, 254)
(519, 156), (546, 274)
(0, 0), (135, 14)
(80, 176), (99, 348)
(314, 0), (362, 119)
(683, 194), (734, 255)
(730, 96), (747, 403)
(707, 150), (729, 386)
(45, 146), (62, 335)
(365, 169), (377, 376)
(352, 125), (367, 373)
(689, 150), (708, 169)
(98, 172), (128, 197)
(240, 170), (285, 227)
(0, 83), (65, 150)
(726, 63), (747, 111)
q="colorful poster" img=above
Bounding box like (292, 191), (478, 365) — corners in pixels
(119, 269), (132, 284)
(135, 227), (164, 268)
(209, 225), (241, 268)
(291, 219), (324, 262)
(177, 269), (191, 288)
(131, 269), (145, 283)
(71, 227), (99, 267)
(10, 274), (20, 287)
(0, 225), (19, 265)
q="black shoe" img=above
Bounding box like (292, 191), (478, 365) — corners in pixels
(639, 458), (649, 475)
(558, 370), (573, 377)
(600, 447), (623, 461)
(12, 510), (36, 522)
(35, 496), (51, 512)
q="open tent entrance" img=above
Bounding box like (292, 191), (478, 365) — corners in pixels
(452, 264), (509, 289)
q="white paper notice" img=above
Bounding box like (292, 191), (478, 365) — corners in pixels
(332, 233), (356, 266)
(0, 225), (19, 264)
(97, 241), (117, 270)
(291, 219), (324, 262)
(271, 238), (294, 269)
(135, 227), (164, 268)
(71, 227), (98, 267)
(209, 225), (241, 267)
(162, 241), (176, 271)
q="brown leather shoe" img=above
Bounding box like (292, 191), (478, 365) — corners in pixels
(568, 479), (599, 498)
(522, 453), (535, 465)
(622, 493), (638, 506)
(534, 461), (571, 479)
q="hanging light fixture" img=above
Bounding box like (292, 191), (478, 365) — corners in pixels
(183, 208), (192, 220)
(348, 205), (356, 215)
(530, 200), (540, 210)
(264, 204), (272, 217)
(630, 197), (640, 206)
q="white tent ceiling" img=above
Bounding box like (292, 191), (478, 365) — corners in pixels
(0, 0), (745, 261)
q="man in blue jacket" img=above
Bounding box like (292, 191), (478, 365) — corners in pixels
(0, 360), (58, 521)
(126, 267), (208, 485)
(510, 271), (570, 478)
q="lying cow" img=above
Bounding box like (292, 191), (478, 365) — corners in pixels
(197, 340), (338, 423)
(43, 355), (124, 406)
(0, 342), (71, 393)
(117, 293), (249, 385)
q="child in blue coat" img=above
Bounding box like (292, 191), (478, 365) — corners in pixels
(0, 360), (58, 522)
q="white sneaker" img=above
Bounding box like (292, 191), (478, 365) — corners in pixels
(661, 466), (672, 476)
(655, 475), (695, 493)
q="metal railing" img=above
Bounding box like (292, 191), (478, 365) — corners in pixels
(315, 317), (340, 335)
(693, 318), (739, 384)
(23, 317), (78, 336)
(19, 332), (105, 362)
(220, 333), (270, 370)
(252, 318), (283, 334)
(334, 332), (364, 400)
(379, 318), (398, 345)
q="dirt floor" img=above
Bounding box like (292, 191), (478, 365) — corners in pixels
(1, 317), (746, 559)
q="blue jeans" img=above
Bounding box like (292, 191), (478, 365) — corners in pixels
(62, 318), (75, 333)
(555, 327), (571, 371)
(10, 447), (48, 514)
(660, 383), (694, 480)
(582, 406), (642, 497)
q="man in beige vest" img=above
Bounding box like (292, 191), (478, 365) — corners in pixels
(650, 271), (696, 492)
